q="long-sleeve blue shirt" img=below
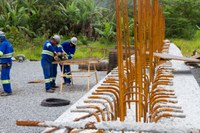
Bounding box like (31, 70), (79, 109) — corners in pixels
(0, 38), (14, 63)
(54, 45), (62, 53)
(61, 42), (76, 59)
(41, 40), (56, 62)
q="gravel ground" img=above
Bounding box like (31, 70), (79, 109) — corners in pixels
(191, 68), (200, 86)
(0, 60), (199, 133)
(0, 61), (107, 133)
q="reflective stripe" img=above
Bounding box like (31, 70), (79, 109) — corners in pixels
(42, 50), (54, 56)
(45, 79), (51, 83)
(2, 80), (10, 84)
(52, 77), (56, 80)
(65, 75), (71, 78)
(65, 55), (68, 59)
(64, 73), (71, 78)
(0, 51), (3, 56)
(46, 43), (51, 48)
(1, 52), (14, 58)
(50, 77), (54, 81)
(58, 45), (62, 48)
(70, 54), (74, 57)
(63, 51), (67, 55)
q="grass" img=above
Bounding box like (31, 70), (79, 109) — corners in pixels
(74, 41), (115, 59)
(14, 47), (42, 61)
(14, 37), (200, 60)
(13, 40), (116, 60)
(171, 38), (200, 56)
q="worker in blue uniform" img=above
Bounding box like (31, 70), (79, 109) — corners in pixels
(51, 44), (62, 89)
(60, 37), (77, 85)
(0, 31), (14, 96)
(41, 35), (60, 93)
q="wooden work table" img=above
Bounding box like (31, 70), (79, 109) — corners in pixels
(53, 58), (100, 92)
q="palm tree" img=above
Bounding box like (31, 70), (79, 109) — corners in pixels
(0, 1), (28, 29)
(19, 0), (39, 16)
(58, 0), (108, 37)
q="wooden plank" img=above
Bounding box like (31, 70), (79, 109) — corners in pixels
(154, 53), (200, 62)
(53, 58), (99, 92)
(27, 80), (44, 84)
(191, 54), (200, 59)
(53, 58), (100, 65)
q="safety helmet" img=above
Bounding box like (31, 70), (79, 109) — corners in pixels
(70, 37), (77, 45)
(52, 35), (60, 44)
(163, 39), (170, 44)
(0, 31), (5, 37)
(0, 31), (5, 40)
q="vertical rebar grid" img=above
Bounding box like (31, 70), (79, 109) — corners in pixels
(115, 0), (166, 123)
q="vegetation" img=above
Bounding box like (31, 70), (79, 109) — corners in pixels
(74, 41), (115, 59)
(172, 38), (200, 56)
(0, 0), (199, 60)
(160, 0), (200, 39)
(171, 30), (200, 56)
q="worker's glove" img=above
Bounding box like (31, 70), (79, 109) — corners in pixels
(57, 52), (63, 60)
(61, 53), (68, 60)
(57, 52), (62, 56)
(54, 56), (59, 61)
(53, 52), (59, 61)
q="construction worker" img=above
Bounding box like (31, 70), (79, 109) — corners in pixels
(60, 37), (77, 85)
(0, 31), (14, 96)
(41, 35), (60, 93)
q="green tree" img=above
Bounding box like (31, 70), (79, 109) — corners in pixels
(58, 0), (108, 37)
(0, 0), (36, 37)
(160, 0), (200, 39)
(0, 1), (29, 29)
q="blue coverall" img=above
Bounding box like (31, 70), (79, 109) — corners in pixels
(52, 45), (62, 87)
(41, 40), (56, 91)
(60, 42), (76, 84)
(0, 37), (14, 93)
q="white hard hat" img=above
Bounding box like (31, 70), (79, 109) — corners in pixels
(163, 39), (170, 43)
(71, 37), (77, 45)
(52, 35), (60, 44)
(0, 31), (5, 37)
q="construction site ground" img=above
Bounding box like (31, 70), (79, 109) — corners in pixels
(0, 61), (107, 133)
(1, 44), (200, 133)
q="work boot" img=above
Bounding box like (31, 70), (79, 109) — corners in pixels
(66, 83), (71, 86)
(1, 92), (12, 96)
(62, 82), (67, 85)
(46, 89), (55, 93)
(52, 85), (59, 90)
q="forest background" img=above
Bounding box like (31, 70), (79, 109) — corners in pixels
(0, 0), (200, 60)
